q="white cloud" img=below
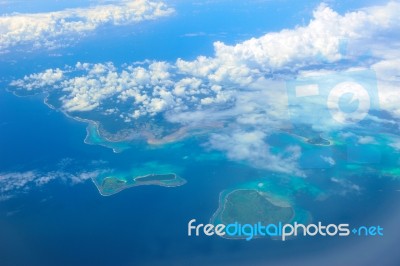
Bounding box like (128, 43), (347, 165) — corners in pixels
(176, 2), (400, 75)
(321, 156), (336, 166)
(0, 171), (37, 193)
(208, 130), (304, 176)
(357, 136), (377, 145)
(10, 68), (64, 91)
(11, 61), (236, 117)
(331, 177), (361, 195)
(0, 0), (174, 51)
(0, 169), (104, 200)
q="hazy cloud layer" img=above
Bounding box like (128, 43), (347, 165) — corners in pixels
(0, 169), (103, 200)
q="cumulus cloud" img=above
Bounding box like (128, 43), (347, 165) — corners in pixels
(176, 1), (400, 75)
(0, 0), (174, 51)
(209, 130), (304, 176)
(8, 1), (400, 175)
(10, 68), (64, 91)
(11, 61), (235, 120)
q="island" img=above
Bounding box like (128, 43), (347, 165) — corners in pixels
(94, 172), (186, 196)
(213, 189), (295, 226)
(306, 135), (331, 146)
(210, 180), (314, 240)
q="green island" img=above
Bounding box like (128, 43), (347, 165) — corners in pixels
(283, 125), (332, 146)
(210, 178), (316, 240)
(101, 177), (127, 194)
(306, 136), (331, 146)
(95, 172), (186, 196)
(215, 189), (295, 225)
